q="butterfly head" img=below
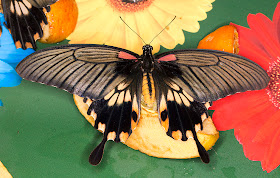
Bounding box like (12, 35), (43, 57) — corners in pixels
(141, 45), (154, 72)
(142, 44), (153, 52)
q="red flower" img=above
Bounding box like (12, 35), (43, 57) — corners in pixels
(210, 3), (280, 173)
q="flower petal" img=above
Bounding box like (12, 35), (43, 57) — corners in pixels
(273, 2), (280, 45)
(68, 0), (214, 54)
(210, 90), (270, 130)
(247, 13), (280, 61)
(146, 6), (182, 49)
(231, 23), (271, 70)
(253, 110), (280, 143)
(0, 60), (22, 87)
(0, 49), (34, 68)
(262, 123), (280, 173)
(234, 104), (277, 161)
(153, 0), (212, 22)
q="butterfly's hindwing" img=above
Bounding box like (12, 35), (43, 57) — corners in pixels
(2, 0), (50, 49)
(27, 0), (57, 8)
(85, 75), (142, 165)
(156, 49), (270, 102)
(153, 71), (210, 163)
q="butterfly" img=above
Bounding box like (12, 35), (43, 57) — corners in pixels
(15, 43), (270, 165)
(1, 0), (57, 49)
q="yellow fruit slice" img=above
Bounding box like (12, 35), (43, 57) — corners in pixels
(74, 95), (219, 159)
(39, 0), (78, 44)
(0, 161), (12, 178)
(197, 25), (239, 54)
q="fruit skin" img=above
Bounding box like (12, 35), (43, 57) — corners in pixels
(73, 95), (219, 159)
(197, 25), (239, 54)
(39, 0), (78, 44)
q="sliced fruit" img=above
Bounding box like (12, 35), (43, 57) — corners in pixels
(39, 0), (78, 44)
(74, 95), (219, 159)
(197, 25), (239, 54)
(0, 1), (2, 13)
(0, 161), (12, 178)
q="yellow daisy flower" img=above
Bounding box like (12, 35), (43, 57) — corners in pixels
(67, 0), (215, 54)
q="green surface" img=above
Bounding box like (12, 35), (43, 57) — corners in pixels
(1, 0), (280, 177)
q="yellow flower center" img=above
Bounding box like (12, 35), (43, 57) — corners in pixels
(267, 58), (280, 109)
(107, 0), (153, 13)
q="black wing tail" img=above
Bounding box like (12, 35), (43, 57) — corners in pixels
(89, 138), (106, 165)
(85, 75), (142, 165)
(154, 74), (210, 163)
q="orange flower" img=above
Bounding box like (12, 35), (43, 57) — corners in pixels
(210, 3), (280, 173)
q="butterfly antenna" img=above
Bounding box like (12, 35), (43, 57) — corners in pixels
(149, 16), (176, 45)
(119, 16), (147, 45)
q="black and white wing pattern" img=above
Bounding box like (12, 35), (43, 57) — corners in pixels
(155, 49), (270, 103)
(27, 0), (56, 8)
(16, 44), (143, 165)
(1, 0), (57, 49)
(153, 49), (269, 163)
(16, 44), (270, 165)
(153, 71), (211, 163)
(86, 74), (142, 165)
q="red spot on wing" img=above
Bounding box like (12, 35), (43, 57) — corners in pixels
(118, 51), (137, 60)
(158, 54), (176, 62)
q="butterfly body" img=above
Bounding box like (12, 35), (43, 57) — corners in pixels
(142, 72), (156, 108)
(16, 43), (270, 165)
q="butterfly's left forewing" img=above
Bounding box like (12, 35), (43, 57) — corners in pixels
(16, 44), (141, 100)
(16, 44), (142, 165)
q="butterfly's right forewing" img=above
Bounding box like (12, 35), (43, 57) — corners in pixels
(156, 49), (270, 103)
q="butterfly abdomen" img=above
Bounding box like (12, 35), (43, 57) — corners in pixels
(142, 72), (156, 108)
